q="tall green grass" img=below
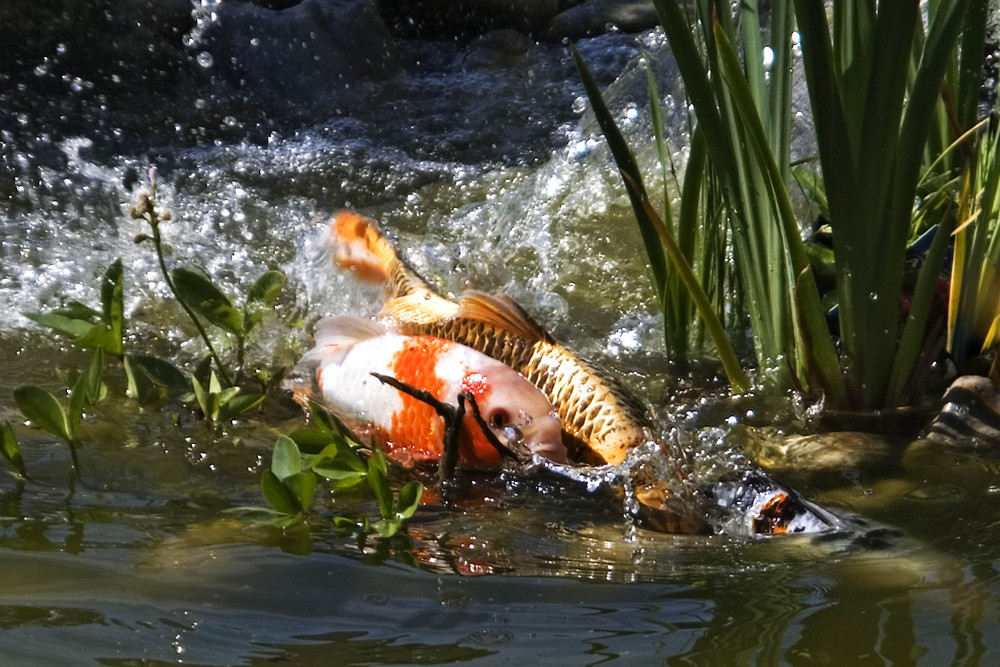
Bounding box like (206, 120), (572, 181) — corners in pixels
(578, 0), (995, 409)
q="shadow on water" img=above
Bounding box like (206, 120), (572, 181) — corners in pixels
(3, 3), (1000, 665)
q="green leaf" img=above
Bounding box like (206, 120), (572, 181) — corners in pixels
(171, 267), (244, 335)
(366, 446), (393, 519)
(101, 259), (124, 356)
(208, 370), (223, 396)
(24, 312), (95, 338)
(83, 347), (105, 405)
(272, 435), (302, 481)
(395, 481), (423, 520)
(191, 374), (211, 419)
(73, 322), (119, 356)
(248, 270), (286, 306)
(308, 400), (340, 435)
(124, 354), (161, 405)
(13, 386), (69, 441)
(0, 421), (27, 478)
(218, 393), (264, 422)
(193, 355), (213, 388)
(261, 469), (298, 515)
(372, 518), (402, 538)
(127, 355), (189, 394)
(289, 428), (337, 452)
(312, 444), (368, 489)
(284, 471), (317, 514)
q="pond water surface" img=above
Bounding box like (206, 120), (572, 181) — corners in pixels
(2, 18), (1000, 666)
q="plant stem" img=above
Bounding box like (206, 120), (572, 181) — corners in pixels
(67, 438), (81, 479)
(146, 206), (234, 387)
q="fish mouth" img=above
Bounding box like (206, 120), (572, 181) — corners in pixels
(525, 438), (568, 464)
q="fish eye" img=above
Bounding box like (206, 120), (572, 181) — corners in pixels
(489, 408), (509, 429)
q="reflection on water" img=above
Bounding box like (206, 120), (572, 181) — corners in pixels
(2, 11), (1000, 665)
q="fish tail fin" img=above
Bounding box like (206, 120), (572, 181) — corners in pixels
(327, 210), (433, 298)
(328, 210), (402, 285)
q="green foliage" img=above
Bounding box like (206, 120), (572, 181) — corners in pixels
(26, 260), (124, 358)
(573, 47), (750, 394)
(948, 121), (1000, 375)
(580, 0), (993, 408)
(12, 347), (106, 474)
(0, 421), (27, 479)
(246, 420), (423, 539)
(190, 371), (264, 429)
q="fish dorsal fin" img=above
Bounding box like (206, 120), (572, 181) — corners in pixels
(381, 290), (460, 325)
(456, 290), (551, 344)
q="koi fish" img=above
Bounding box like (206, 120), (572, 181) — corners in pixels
(290, 314), (567, 466)
(326, 210), (707, 534)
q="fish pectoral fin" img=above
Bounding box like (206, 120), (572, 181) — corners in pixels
(305, 314), (388, 366)
(455, 290), (551, 344)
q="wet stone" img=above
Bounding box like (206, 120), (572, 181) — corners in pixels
(544, 0), (660, 41)
(746, 431), (896, 479)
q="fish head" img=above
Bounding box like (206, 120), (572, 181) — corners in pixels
(462, 369), (567, 463)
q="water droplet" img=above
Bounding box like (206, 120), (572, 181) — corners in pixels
(762, 46), (774, 69)
(197, 51), (214, 68)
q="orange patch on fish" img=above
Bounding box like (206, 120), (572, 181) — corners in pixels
(387, 337), (502, 465)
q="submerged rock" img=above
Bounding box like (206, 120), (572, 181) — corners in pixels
(544, 0), (660, 41)
(201, 0), (401, 101)
(746, 431), (896, 480)
(923, 374), (1000, 448)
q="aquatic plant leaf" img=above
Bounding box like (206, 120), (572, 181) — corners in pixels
(208, 371), (223, 396)
(218, 393), (264, 421)
(13, 386), (69, 441)
(100, 259), (124, 356)
(191, 374), (211, 419)
(272, 435), (302, 481)
(289, 428), (337, 452)
(574, 46), (749, 393)
(261, 469), (297, 515)
(82, 348), (105, 405)
(171, 267), (244, 335)
(24, 312), (95, 338)
(248, 270), (286, 306)
(306, 400), (357, 444)
(372, 517), (402, 538)
(73, 322), (121, 357)
(0, 421), (27, 478)
(792, 166), (829, 222)
(395, 481), (423, 520)
(366, 446), (393, 519)
(128, 355), (188, 395)
(284, 471), (317, 514)
(312, 443), (368, 489)
(124, 355), (160, 404)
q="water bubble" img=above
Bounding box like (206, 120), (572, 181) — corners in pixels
(196, 51), (214, 68)
(762, 46), (775, 70)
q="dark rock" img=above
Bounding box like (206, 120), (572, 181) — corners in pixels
(201, 0), (401, 100)
(377, 0), (559, 41)
(463, 29), (535, 69)
(544, 0), (659, 41)
(0, 0), (194, 92)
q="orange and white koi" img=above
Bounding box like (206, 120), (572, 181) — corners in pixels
(290, 315), (567, 467)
